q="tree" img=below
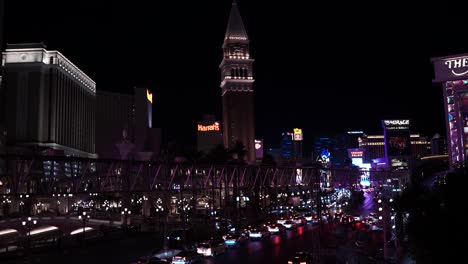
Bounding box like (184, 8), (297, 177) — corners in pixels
(261, 153), (276, 166)
(394, 162), (468, 263)
(204, 144), (229, 165)
(228, 140), (247, 164)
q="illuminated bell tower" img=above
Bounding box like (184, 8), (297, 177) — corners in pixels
(220, 0), (256, 162)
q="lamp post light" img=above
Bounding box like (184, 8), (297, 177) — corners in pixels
(121, 207), (131, 230)
(22, 217), (37, 254)
(78, 211), (90, 246)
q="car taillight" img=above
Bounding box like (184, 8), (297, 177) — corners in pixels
(288, 261), (293, 264)
(300, 262), (307, 264)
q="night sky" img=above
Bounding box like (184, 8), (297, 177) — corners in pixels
(3, 1), (468, 150)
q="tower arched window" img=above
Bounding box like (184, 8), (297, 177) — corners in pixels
(235, 68), (240, 78)
(243, 68), (248, 78)
(231, 68), (235, 78)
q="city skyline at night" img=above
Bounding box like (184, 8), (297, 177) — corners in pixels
(0, 1), (466, 263)
(2, 1), (468, 148)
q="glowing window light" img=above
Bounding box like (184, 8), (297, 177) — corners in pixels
(30, 226), (58, 235)
(70, 227), (93, 235)
(0, 229), (18, 236)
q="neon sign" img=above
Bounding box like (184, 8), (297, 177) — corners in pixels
(198, 122), (220, 132)
(293, 128), (303, 141)
(445, 57), (468, 76)
(146, 89), (153, 104)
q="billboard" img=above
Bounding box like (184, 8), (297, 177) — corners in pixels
(432, 54), (468, 82)
(255, 139), (264, 159)
(385, 129), (411, 156)
(293, 128), (303, 141)
(197, 121), (222, 153)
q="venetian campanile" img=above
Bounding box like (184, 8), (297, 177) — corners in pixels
(220, 1), (255, 162)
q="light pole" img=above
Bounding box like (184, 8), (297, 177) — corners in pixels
(22, 217), (37, 255)
(78, 211), (90, 246)
(121, 207), (131, 230)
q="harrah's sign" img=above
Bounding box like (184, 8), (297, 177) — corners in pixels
(432, 54), (468, 82)
(198, 122), (220, 132)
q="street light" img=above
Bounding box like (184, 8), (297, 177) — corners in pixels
(121, 208), (131, 229)
(22, 217), (37, 253)
(78, 211), (90, 245)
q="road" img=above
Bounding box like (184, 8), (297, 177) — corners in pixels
(202, 222), (382, 264)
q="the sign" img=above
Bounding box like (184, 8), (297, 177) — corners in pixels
(383, 120), (410, 126)
(350, 151), (363, 157)
(385, 129), (411, 157)
(293, 128), (303, 141)
(432, 54), (468, 82)
(198, 122), (220, 132)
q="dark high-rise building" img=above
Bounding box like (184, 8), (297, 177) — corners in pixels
(96, 87), (161, 160)
(197, 115), (222, 154)
(220, 1), (255, 162)
(431, 133), (447, 156)
(1, 43), (96, 158)
(95, 91), (134, 159)
(281, 132), (293, 160)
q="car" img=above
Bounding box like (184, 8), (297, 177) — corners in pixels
(287, 251), (313, 264)
(292, 216), (306, 225)
(248, 227), (270, 240)
(311, 215), (320, 225)
(223, 233), (247, 246)
(282, 220), (297, 229)
(266, 223), (285, 234)
(340, 215), (353, 225)
(277, 217), (287, 225)
(368, 213), (378, 221)
(334, 212), (343, 221)
(196, 240), (226, 257)
(166, 229), (195, 249)
(171, 250), (204, 264)
(304, 213), (313, 222)
(151, 249), (183, 261)
(132, 256), (166, 264)
(370, 223), (383, 231)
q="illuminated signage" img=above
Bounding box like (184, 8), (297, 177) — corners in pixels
(432, 54), (468, 82)
(198, 122), (220, 132)
(444, 57), (468, 76)
(146, 89), (153, 104)
(350, 151), (363, 157)
(347, 131), (364, 134)
(293, 128), (303, 141)
(383, 120), (409, 126)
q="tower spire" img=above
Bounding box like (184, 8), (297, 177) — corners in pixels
(225, 0), (248, 41)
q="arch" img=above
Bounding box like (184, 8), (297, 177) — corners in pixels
(231, 68), (235, 78)
(243, 68), (248, 78)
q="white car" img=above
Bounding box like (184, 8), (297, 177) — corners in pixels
(282, 220), (297, 229)
(197, 240), (226, 257)
(277, 217), (287, 225)
(248, 228), (270, 240)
